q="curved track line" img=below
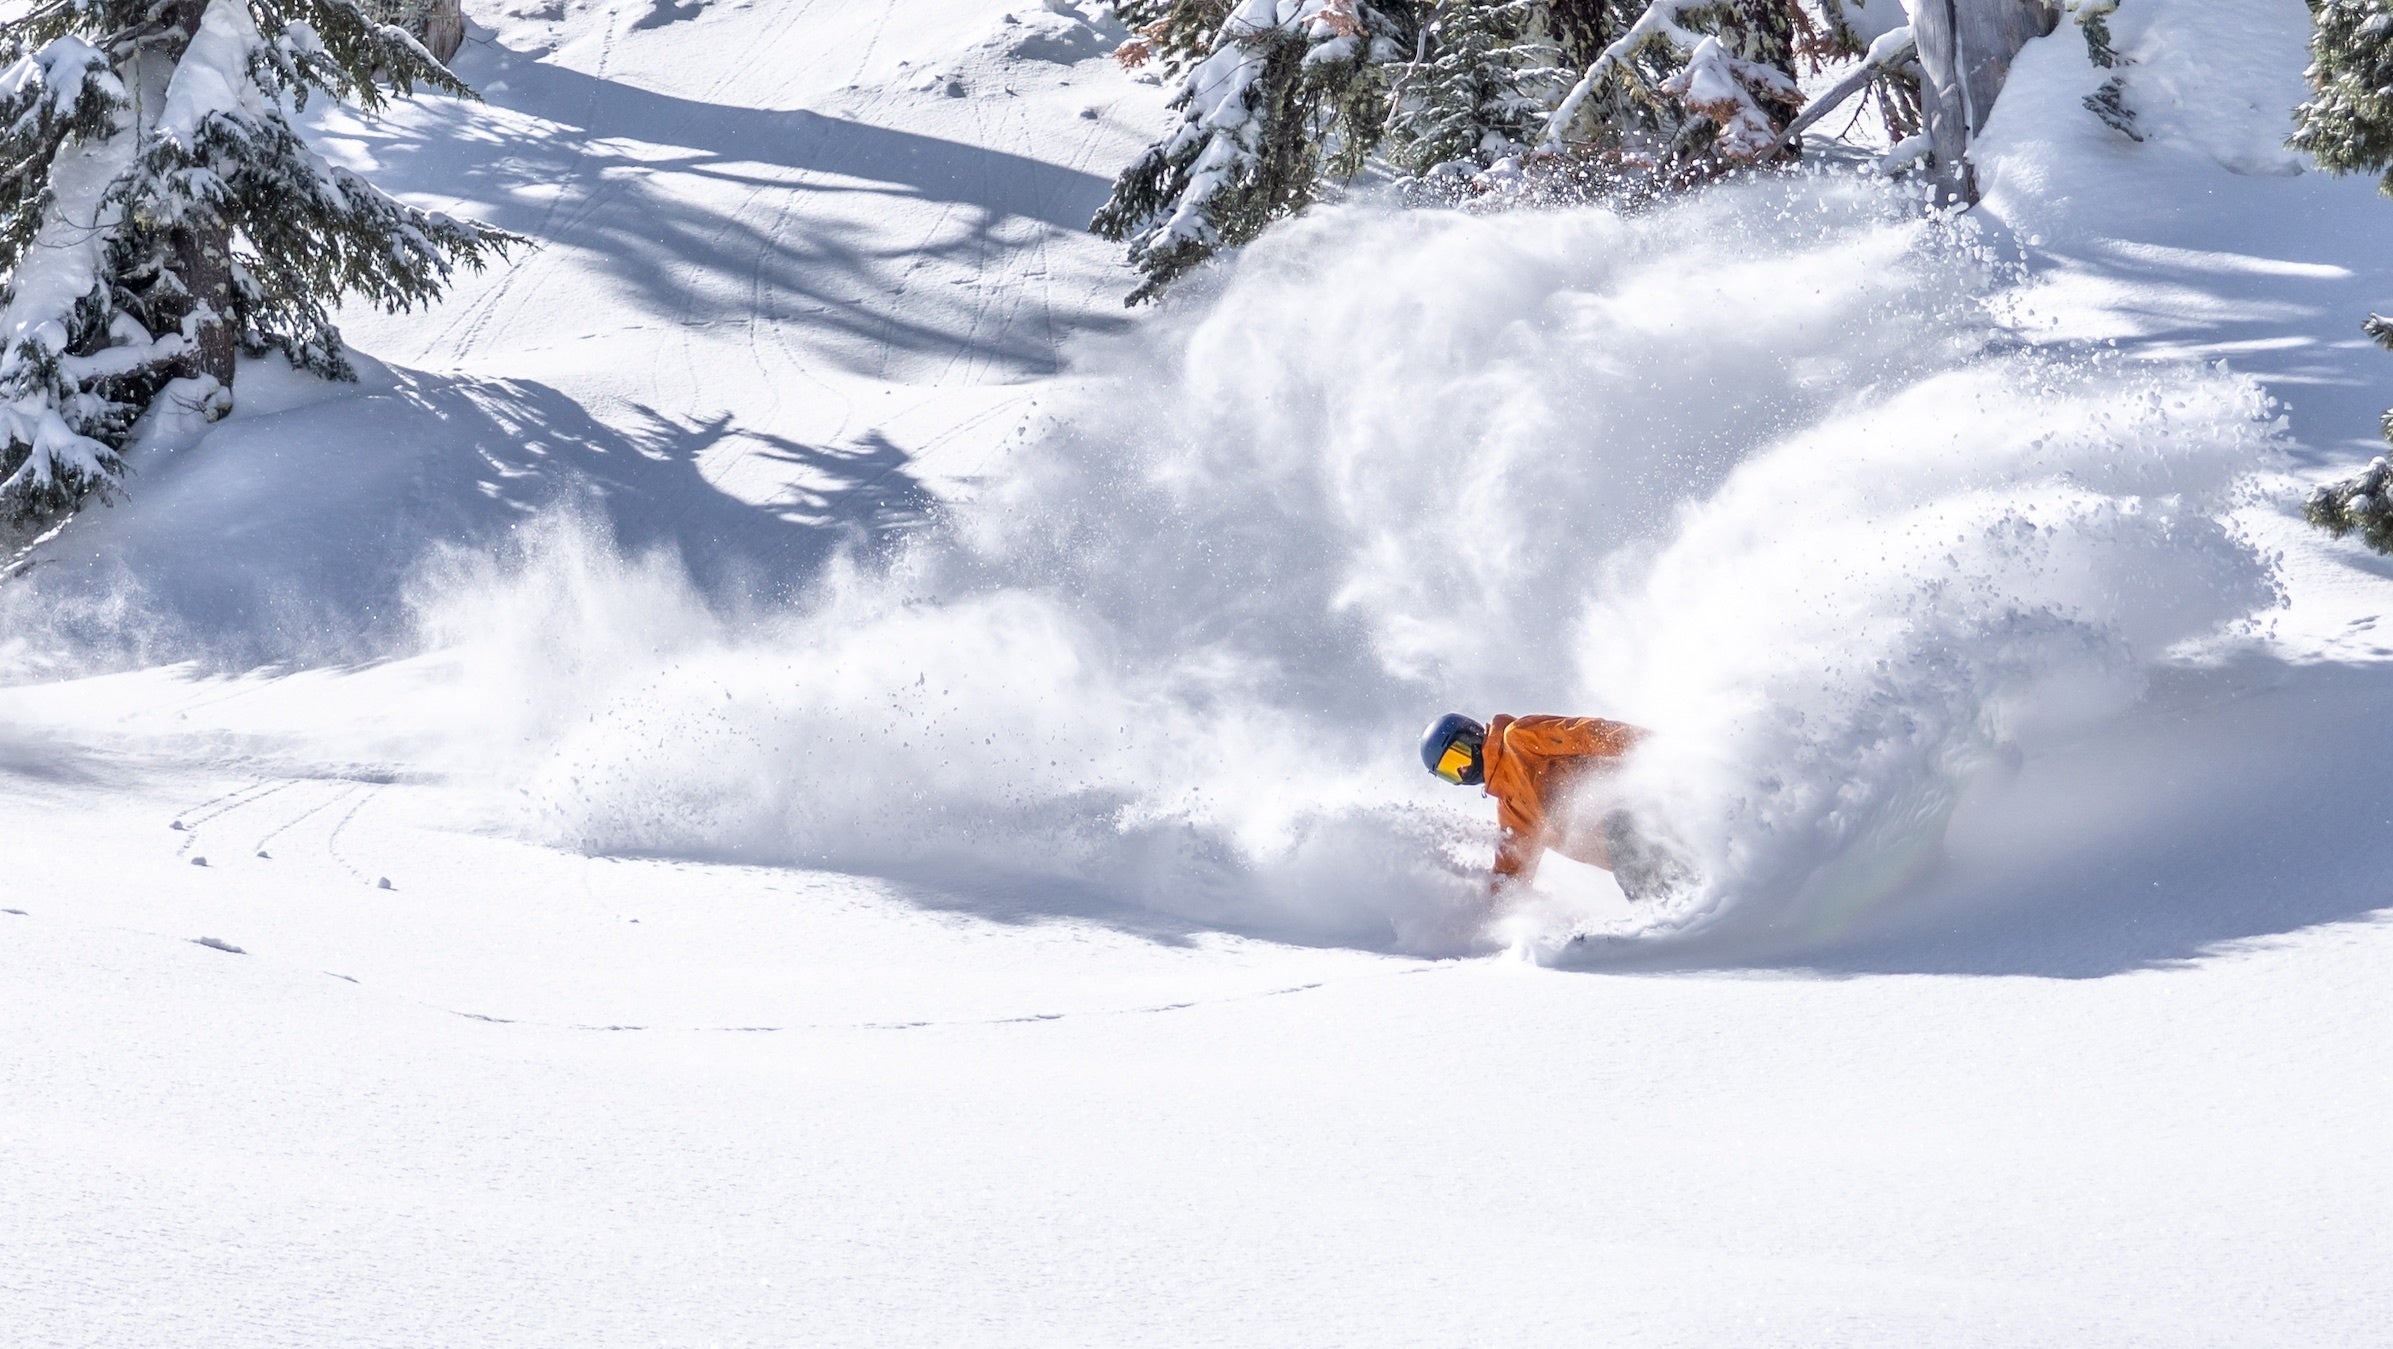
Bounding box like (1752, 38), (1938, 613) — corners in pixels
(323, 784), (389, 886)
(173, 779), (301, 855)
(251, 781), (368, 856)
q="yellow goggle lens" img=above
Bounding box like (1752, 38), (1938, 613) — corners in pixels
(1434, 741), (1474, 785)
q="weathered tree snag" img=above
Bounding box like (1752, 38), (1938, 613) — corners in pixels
(419, 0), (465, 65)
(372, 0), (466, 66)
(1913, 0), (2059, 205)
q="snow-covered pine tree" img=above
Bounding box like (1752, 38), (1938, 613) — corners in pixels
(2304, 314), (2393, 555)
(1539, 0), (1805, 176)
(1112, 0), (1237, 74)
(1382, 0), (1570, 176)
(1094, 0), (1418, 302)
(0, 0), (512, 523)
(2290, 0), (2393, 192)
(1096, 0), (1823, 300)
(2290, 2), (2393, 552)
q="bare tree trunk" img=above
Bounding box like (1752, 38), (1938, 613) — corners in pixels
(172, 227), (238, 388)
(1914, 0), (2060, 206)
(419, 0), (464, 65)
(167, 0), (237, 390)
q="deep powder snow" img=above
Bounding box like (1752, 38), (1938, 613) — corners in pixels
(2, 4), (2388, 1341)
(381, 177), (2288, 954)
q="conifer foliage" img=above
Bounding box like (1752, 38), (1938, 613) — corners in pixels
(2290, 0), (2393, 192)
(1381, 0), (1568, 176)
(1094, 0), (1819, 301)
(1094, 0), (1415, 303)
(2291, 2), (2393, 553)
(1540, 0), (1804, 169)
(2304, 315), (2393, 555)
(0, 0), (514, 524)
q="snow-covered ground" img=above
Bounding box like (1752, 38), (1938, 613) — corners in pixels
(4, 1), (2391, 1343)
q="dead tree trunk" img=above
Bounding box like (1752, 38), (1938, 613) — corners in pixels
(419, 0), (464, 65)
(167, 0), (237, 390)
(371, 0), (465, 66)
(1913, 0), (2059, 206)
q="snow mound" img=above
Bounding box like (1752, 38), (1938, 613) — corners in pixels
(396, 175), (2283, 954)
(987, 5), (1123, 65)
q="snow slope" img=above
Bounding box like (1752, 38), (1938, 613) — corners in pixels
(3, 0), (2391, 1343)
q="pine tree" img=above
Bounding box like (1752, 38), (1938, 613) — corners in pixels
(2305, 315), (2393, 554)
(2290, 3), (2393, 553)
(1539, 0), (1804, 174)
(0, 0), (514, 524)
(1113, 0), (1238, 74)
(1383, 0), (1569, 176)
(1094, 0), (1420, 303)
(1094, 0), (1818, 302)
(2290, 0), (2393, 192)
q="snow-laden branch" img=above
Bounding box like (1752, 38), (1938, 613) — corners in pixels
(1538, 0), (1709, 148)
(0, 37), (122, 133)
(157, 0), (264, 149)
(1095, 0), (1397, 298)
(0, 400), (118, 506)
(1152, 0), (1377, 252)
(1659, 35), (1799, 159)
(1538, 0), (1801, 161)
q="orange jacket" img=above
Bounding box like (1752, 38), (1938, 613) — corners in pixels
(1482, 714), (1647, 881)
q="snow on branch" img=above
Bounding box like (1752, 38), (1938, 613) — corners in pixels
(1539, 0), (1803, 162)
(0, 0), (512, 523)
(1659, 35), (1795, 159)
(0, 36), (123, 134)
(1540, 0), (1707, 147)
(157, 0), (262, 148)
(2307, 313), (2393, 555)
(1093, 0), (1400, 301)
(0, 400), (119, 513)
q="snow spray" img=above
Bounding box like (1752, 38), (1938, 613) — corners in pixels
(399, 177), (2280, 957)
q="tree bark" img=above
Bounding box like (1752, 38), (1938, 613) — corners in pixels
(1914, 0), (2059, 206)
(172, 225), (238, 388)
(419, 0), (465, 65)
(167, 0), (237, 390)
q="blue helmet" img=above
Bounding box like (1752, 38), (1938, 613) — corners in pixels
(1420, 713), (1486, 786)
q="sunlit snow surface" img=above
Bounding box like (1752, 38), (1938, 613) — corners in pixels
(3, 0), (2392, 1343)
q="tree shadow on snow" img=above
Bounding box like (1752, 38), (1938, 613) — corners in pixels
(317, 32), (1129, 383)
(14, 364), (935, 671)
(1993, 171), (2393, 471)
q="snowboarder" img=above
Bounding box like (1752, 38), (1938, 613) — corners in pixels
(1419, 712), (1688, 902)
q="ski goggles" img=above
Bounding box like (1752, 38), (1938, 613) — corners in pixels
(1432, 740), (1476, 786)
